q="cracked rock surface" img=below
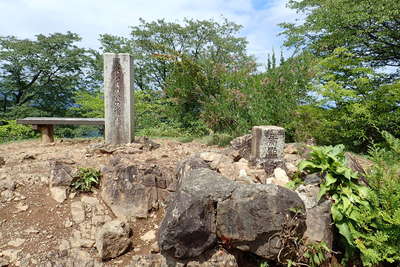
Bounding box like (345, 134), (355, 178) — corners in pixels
(158, 165), (306, 261)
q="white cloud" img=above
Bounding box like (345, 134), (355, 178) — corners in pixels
(0, 0), (300, 64)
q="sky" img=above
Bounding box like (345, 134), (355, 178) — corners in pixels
(0, 0), (299, 65)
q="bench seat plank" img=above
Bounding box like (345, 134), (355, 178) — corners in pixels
(17, 117), (105, 126)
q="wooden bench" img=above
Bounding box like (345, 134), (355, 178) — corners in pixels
(17, 117), (105, 143)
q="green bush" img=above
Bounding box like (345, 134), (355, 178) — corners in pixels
(0, 120), (37, 143)
(299, 138), (400, 266)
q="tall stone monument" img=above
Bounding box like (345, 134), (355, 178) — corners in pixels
(251, 126), (285, 175)
(104, 53), (135, 145)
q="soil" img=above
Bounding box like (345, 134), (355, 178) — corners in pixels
(0, 137), (223, 266)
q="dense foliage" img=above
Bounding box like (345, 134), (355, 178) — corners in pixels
(299, 133), (400, 266)
(0, 120), (37, 143)
(0, 32), (92, 118)
(281, 0), (400, 71)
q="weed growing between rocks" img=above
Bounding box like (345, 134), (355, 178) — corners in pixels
(71, 167), (101, 192)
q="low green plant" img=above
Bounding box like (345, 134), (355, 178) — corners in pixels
(302, 241), (331, 267)
(177, 136), (194, 143)
(299, 140), (400, 266)
(205, 133), (233, 147)
(72, 167), (101, 192)
(285, 172), (304, 190)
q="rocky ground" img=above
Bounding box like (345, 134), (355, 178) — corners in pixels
(0, 133), (347, 267)
(0, 137), (224, 266)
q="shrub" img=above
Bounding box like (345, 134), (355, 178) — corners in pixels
(299, 140), (400, 266)
(0, 120), (37, 143)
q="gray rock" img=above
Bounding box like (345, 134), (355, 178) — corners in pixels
(0, 189), (13, 202)
(216, 184), (306, 260)
(186, 249), (238, 267)
(101, 162), (168, 220)
(70, 201), (85, 224)
(0, 257), (9, 267)
(304, 200), (332, 248)
(49, 160), (76, 202)
(95, 220), (131, 260)
(45, 248), (103, 267)
(128, 254), (170, 267)
(296, 184), (333, 248)
(230, 134), (252, 161)
(128, 249), (238, 267)
(158, 168), (237, 259)
(0, 177), (16, 191)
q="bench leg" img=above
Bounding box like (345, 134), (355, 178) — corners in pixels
(38, 125), (54, 143)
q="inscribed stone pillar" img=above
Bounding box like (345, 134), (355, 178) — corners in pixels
(251, 126), (285, 175)
(104, 53), (135, 145)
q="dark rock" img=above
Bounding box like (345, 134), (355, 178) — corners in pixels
(49, 161), (75, 187)
(176, 155), (210, 182)
(159, 167), (306, 261)
(158, 168), (237, 259)
(262, 159), (286, 176)
(22, 154), (36, 160)
(304, 173), (322, 185)
(135, 136), (161, 151)
(216, 184), (306, 260)
(0, 157), (5, 167)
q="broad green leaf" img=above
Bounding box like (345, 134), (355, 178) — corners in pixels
(325, 173), (337, 186)
(336, 222), (354, 246)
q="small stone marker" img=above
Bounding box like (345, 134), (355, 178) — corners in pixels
(251, 126), (285, 176)
(104, 53), (135, 145)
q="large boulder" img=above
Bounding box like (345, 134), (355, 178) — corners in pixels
(101, 160), (170, 220)
(158, 168), (237, 259)
(95, 220), (131, 260)
(158, 167), (306, 261)
(216, 184), (306, 260)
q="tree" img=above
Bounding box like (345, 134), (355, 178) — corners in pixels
(311, 48), (400, 150)
(98, 18), (255, 133)
(281, 0), (400, 71)
(0, 32), (91, 117)
(99, 17), (253, 91)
